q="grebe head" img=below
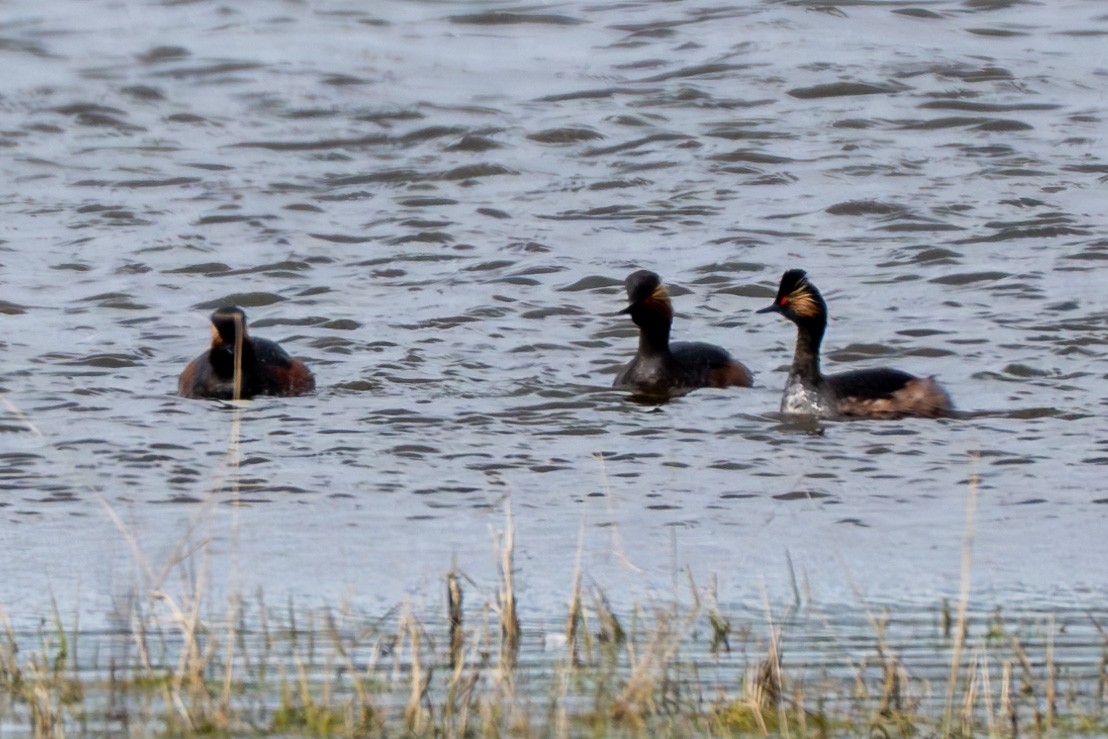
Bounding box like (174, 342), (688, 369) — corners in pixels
(757, 269), (826, 324)
(209, 306), (249, 346)
(620, 269), (673, 321)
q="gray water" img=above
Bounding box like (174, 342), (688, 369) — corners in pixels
(0, 0), (1106, 631)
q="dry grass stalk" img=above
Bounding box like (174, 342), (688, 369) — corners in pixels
(443, 636), (470, 736)
(218, 595), (240, 723)
(705, 575), (731, 656)
(593, 452), (642, 574)
(943, 463), (978, 732)
(1001, 659), (1015, 736)
(960, 649), (980, 734)
(0, 393), (45, 440)
(738, 662), (770, 736)
(447, 567), (464, 670)
(592, 591), (625, 657)
(0, 610), (22, 693)
(323, 609), (375, 732)
(293, 653), (312, 723)
(157, 558), (219, 731)
(21, 625), (71, 739)
(232, 310), (244, 402)
(763, 633), (784, 710)
(877, 654), (903, 718)
(443, 569), (478, 737)
(759, 591), (788, 737)
(565, 515), (585, 668)
(497, 496), (520, 667)
(612, 609), (677, 728)
(1089, 611), (1107, 705)
(30, 680), (59, 739)
(1009, 634), (1041, 729)
(401, 612), (427, 735)
(1045, 613), (1056, 728)
(448, 620), (487, 738)
(1101, 647), (1108, 706)
(554, 544), (584, 739)
(792, 676), (808, 737)
(553, 668), (571, 739)
(978, 650), (996, 737)
(565, 578), (583, 668)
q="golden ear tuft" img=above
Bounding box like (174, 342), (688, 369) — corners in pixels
(787, 284), (821, 318)
(644, 282), (673, 314)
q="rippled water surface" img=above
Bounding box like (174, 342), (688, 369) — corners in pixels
(1, 0), (1106, 627)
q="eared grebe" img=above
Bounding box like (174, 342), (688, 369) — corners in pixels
(178, 306), (316, 400)
(613, 269), (753, 397)
(757, 269), (951, 418)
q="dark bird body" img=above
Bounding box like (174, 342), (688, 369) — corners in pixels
(758, 269), (951, 419)
(179, 306), (315, 400)
(614, 270), (753, 397)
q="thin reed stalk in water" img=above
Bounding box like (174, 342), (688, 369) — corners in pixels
(0, 393), (45, 440)
(402, 612), (426, 735)
(759, 592), (786, 735)
(593, 452), (642, 574)
(978, 649), (996, 737)
(232, 310), (244, 402)
(554, 514), (587, 739)
(447, 567), (463, 670)
(1001, 660), (1016, 736)
(497, 496), (520, 666)
(219, 404), (243, 724)
(960, 649), (980, 735)
(1046, 613), (1056, 728)
(943, 459), (978, 732)
(1010, 634), (1042, 729)
(565, 514), (585, 668)
(705, 575), (731, 656)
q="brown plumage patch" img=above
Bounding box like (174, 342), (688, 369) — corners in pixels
(785, 281), (822, 320)
(642, 283), (673, 319)
(177, 355), (211, 398)
(837, 377), (952, 419)
(270, 359), (316, 396)
(708, 360), (754, 389)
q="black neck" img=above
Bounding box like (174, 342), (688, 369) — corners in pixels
(209, 340), (255, 380)
(789, 317), (825, 381)
(630, 306), (672, 357)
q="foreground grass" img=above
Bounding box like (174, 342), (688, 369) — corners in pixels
(1, 559), (1105, 737)
(1, 395), (1103, 737)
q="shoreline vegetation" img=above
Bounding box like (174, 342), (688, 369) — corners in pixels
(1, 574), (1105, 737)
(1, 502), (1105, 737)
(1, 400), (1104, 736)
